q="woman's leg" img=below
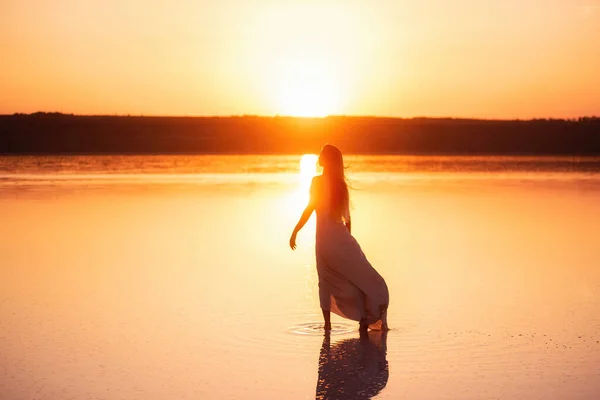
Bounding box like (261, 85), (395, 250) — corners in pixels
(359, 318), (368, 332)
(380, 307), (389, 331)
(322, 308), (331, 330)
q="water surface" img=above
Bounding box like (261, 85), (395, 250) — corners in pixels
(1, 155), (599, 399)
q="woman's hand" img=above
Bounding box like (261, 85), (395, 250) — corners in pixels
(289, 232), (297, 250)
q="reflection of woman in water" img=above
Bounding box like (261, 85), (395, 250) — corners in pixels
(290, 144), (389, 331)
(316, 330), (389, 400)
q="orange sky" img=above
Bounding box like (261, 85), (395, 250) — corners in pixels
(1, 0), (599, 118)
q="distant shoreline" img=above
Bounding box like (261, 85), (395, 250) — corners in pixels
(4, 112), (599, 121)
(1, 113), (599, 155)
(3, 153), (600, 158)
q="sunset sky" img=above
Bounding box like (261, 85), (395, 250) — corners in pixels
(1, 0), (599, 118)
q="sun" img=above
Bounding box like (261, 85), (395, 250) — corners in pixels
(274, 59), (342, 117)
(278, 76), (338, 117)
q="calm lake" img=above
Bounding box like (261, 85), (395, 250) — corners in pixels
(1, 155), (599, 400)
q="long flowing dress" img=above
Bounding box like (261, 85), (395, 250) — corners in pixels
(312, 176), (389, 330)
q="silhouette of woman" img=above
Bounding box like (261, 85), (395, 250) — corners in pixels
(290, 144), (389, 331)
(316, 330), (389, 399)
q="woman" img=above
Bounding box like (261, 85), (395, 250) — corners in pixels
(289, 144), (389, 331)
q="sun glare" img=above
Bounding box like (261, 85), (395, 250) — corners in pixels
(300, 154), (319, 185)
(286, 154), (319, 211)
(274, 59), (342, 117)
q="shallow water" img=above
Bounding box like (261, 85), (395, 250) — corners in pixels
(1, 155), (599, 399)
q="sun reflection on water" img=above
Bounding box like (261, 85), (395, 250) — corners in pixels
(295, 154), (319, 207)
(299, 154), (319, 186)
(280, 154), (320, 235)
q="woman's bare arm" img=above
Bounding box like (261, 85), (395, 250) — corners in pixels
(290, 177), (318, 250)
(290, 205), (315, 245)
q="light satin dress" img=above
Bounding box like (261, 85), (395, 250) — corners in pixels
(311, 176), (389, 329)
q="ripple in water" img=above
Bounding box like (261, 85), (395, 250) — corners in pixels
(288, 322), (356, 336)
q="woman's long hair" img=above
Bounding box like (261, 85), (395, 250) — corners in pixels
(319, 144), (350, 222)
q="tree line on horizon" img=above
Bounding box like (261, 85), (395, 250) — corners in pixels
(9, 111), (600, 123)
(0, 113), (599, 155)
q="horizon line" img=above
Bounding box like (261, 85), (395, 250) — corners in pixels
(3, 112), (600, 121)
